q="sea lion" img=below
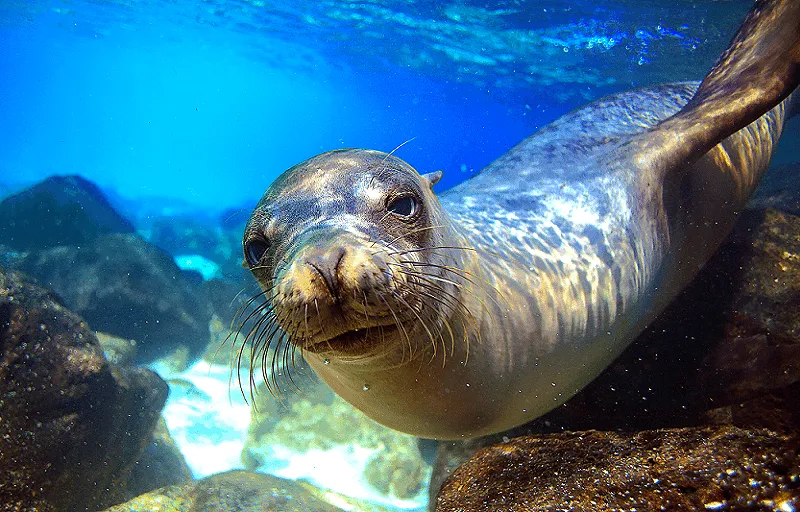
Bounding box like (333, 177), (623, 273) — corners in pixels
(239, 0), (800, 439)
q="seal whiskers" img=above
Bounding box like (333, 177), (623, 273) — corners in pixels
(391, 266), (480, 354)
(411, 283), (470, 362)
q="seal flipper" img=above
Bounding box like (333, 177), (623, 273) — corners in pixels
(638, 0), (799, 174)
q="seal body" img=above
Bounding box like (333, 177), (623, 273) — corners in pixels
(243, 0), (800, 439)
(422, 85), (792, 437)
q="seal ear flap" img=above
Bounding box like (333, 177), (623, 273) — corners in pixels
(421, 170), (443, 189)
(638, 0), (799, 178)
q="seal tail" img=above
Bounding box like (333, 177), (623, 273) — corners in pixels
(637, 0), (799, 173)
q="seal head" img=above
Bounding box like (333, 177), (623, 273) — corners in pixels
(243, 149), (467, 362)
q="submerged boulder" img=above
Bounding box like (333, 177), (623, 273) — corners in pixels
(15, 233), (212, 363)
(0, 174), (134, 251)
(435, 426), (799, 511)
(0, 175), (214, 364)
(103, 470), (349, 512)
(0, 267), (169, 511)
(124, 418), (193, 501)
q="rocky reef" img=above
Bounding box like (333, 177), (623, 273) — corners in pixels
(0, 267), (174, 510)
(104, 471), (345, 512)
(0, 175), (135, 251)
(0, 175), (214, 364)
(436, 426), (798, 511)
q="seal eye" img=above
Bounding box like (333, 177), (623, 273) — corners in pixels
(244, 238), (271, 267)
(387, 196), (418, 218)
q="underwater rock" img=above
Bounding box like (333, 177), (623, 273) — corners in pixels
(692, 208), (800, 436)
(0, 174), (135, 251)
(14, 233), (213, 364)
(715, 208), (800, 347)
(431, 207), (800, 504)
(0, 267), (168, 511)
(364, 447), (427, 500)
(750, 163), (800, 216)
(102, 470), (354, 512)
(203, 276), (262, 333)
(149, 214), (226, 261)
(96, 331), (139, 366)
(125, 417), (193, 500)
(243, 376), (430, 505)
(434, 426), (800, 511)
(147, 210), (250, 281)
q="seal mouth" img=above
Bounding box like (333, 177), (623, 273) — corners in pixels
(302, 322), (401, 355)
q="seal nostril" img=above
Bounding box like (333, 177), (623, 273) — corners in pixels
(333, 246), (346, 273)
(305, 246), (347, 299)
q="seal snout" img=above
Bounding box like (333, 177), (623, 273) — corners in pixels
(271, 231), (415, 352)
(303, 246), (346, 301)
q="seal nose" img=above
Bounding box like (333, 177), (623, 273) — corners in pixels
(304, 246), (346, 299)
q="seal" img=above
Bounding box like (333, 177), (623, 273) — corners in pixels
(239, 0), (800, 439)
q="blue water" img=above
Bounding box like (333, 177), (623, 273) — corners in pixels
(0, 0), (752, 213)
(3, 1), (792, 509)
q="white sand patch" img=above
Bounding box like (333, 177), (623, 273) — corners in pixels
(156, 360), (252, 478)
(266, 444), (430, 510)
(155, 359), (428, 511)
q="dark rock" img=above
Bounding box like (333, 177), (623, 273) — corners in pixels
(125, 418), (193, 500)
(204, 277), (258, 324)
(15, 233), (212, 363)
(104, 470), (346, 511)
(146, 210), (250, 281)
(718, 208), (800, 343)
(435, 426), (800, 511)
(149, 214), (224, 262)
(96, 331), (138, 367)
(706, 382), (800, 435)
(0, 267), (169, 511)
(0, 175), (134, 251)
(750, 163), (800, 216)
(431, 208), (800, 505)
